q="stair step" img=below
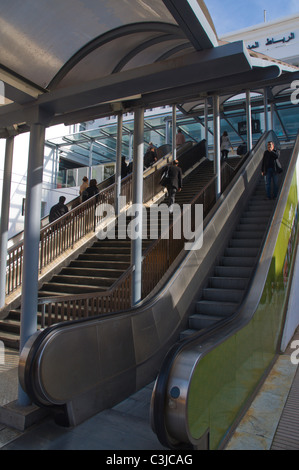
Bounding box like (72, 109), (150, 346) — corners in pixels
(220, 256), (256, 267)
(0, 319), (20, 334)
(60, 267), (124, 277)
(229, 238), (261, 248)
(86, 247), (131, 254)
(239, 217), (268, 225)
(39, 282), (107, 294)
(70, 260), (130, 269)
(0, 331), (20, 349)
(51, 275), (117, 287)
(224, 247), (259, 257)
(232, 230), (264, 240)
(209, 277), (248, 290)
(214, 266), (252, 278)
(196, 300), (238, 316)
(189, 313), (225, 329)
(203, 288), (244, 303)
(78, 253), (131, 261)
(235, 223), (266, 232)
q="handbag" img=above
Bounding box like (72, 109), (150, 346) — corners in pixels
(275, 158), (283, 174)
(160, 166), (170, 186)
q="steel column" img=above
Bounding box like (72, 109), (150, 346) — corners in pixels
(213, 95), (221, 199)
(204, 98), (209, 157)
(264, 87), (270, 132)
(172, 105), (177, 161)
(0, 136), (14, 308)
(131, 107), (144, 306)
(246, 90), (253, 152)
(18, 123), (45, 406)
(115, 113), (123, 216)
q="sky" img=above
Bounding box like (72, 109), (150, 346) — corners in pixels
(205, 0), (299, 36)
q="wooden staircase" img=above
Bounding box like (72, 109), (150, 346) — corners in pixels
(0, 157), (238, 350)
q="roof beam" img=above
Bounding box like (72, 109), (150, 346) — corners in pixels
(0, 41), (252, 129)
(163, 0), (218, 50)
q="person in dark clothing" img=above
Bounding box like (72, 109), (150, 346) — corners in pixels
(82, 179), (99, 202)
(261, 141), (279, 199)
(165, 160), (182, 212)
(144, 147), (157, 169)
(121, 156), (128, 178)
(49, 196), (68, 223)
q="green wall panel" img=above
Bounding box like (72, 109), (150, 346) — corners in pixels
(187, 168), (299, 449)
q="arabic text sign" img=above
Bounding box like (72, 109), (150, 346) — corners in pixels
(0, 81), (4, 105)
(248, 32), (295, 50)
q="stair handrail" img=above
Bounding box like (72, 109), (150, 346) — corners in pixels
(35, 156), (243, 325)
(150, 130), (289, 449)
(4, 143), (202, 299)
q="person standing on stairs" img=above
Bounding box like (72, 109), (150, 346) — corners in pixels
(80, 176), (89, 196)
(82, 179), (99, 202)
(49, 196), (69, 223)
(165, 160), (182, 213)
(176, 128), (185, 147)
(261, 141), (279, 200)
(220, 131), (233, 161)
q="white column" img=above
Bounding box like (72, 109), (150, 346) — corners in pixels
(204, 98), (209, 157)
(0, 136), (14, 308)
(131, 107), (144, 306)
(115, 113), (123, 216)
(88, 140), (94, 181)
(213, 95), (221, 199)
(172, 105), (177, 161)
(18, 123), (45, 406)
(264, 87), (270, 132)
(246, 90), (253, 152)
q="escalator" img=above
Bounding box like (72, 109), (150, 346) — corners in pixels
(0, 141), (209, 349)
(150, 134), (299, 450)
(18, 131), (296, 436)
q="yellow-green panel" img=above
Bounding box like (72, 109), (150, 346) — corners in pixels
(187, 168), (299, 449)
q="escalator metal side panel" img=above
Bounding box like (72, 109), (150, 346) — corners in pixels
(153, 134), (299, 449)
(19, 132), (277, 427)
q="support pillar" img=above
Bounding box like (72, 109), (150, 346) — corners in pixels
(213, 95), (221, 200)
(246, 90), (253, 152)
(88, 140), (94, 181)
(115, 113), (123, 216)
(172, 105), (177, 161)
(165, 119), (171, 145)
(204, 98), (209, 158)
(131, 107), (144, 306)
(18, 123), (46, 406)
(264, 87), (270, 132)
(270, 102), (275, 131)
(0, 136), (14, 308)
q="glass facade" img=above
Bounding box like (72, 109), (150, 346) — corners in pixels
(46, 88), (298, 184)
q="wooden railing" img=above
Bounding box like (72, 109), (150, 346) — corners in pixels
(5, 174), (133, 297)
(36, 162), (238, 325)
(4, 150), (176, 298)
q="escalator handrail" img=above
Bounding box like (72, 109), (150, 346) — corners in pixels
(20, 139), (255, 411)
(151, 130), (299, 448)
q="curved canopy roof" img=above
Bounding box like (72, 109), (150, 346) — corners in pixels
(0, 0), (298, 137)
(0, 0), (216, 95)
